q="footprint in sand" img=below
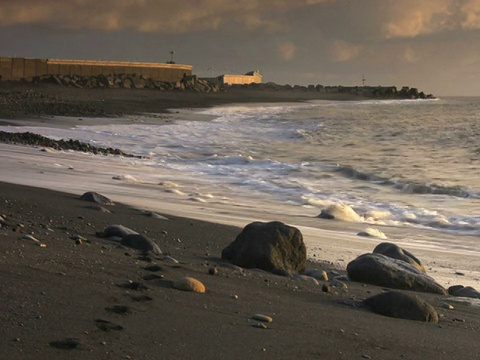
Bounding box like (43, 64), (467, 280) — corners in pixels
(95, 319), (124, 332)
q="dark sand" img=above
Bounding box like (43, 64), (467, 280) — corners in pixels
(1, 84), (479, 359)
(1, 182), (479, 360)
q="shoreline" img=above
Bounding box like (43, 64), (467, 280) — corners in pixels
(0, 141), (479, 290)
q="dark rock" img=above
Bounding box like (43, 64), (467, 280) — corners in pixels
(373, 242), (425, 273)
(364, 291), (439, 323)
(448, 285), (465, 295)
(347, 253), (446, 294)
(121, 234), (162, 254)
(221, 221), (306, 273)
(97, 224), (138, 238)
(80, 192), (114, 206)
(448, 285), (480, 299)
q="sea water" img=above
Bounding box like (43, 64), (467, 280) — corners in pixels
(2, 97), (480, 239)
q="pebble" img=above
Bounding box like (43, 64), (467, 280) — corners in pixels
(330, 280), (348, 289)
(172, 277), (206, 293)
(252, 314), (273, 323)
(208, 267), (219, 276)
(322, 284), (332, 293)
(163, 256), (179, 264)
(304, 269), (328, 281)
(21, 234), (40, 243)
(442, 303), (454, 310)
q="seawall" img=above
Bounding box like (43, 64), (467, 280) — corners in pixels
(0, 57), (192, 82)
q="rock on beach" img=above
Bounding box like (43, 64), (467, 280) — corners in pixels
(373, 242), (425, 273)
(172, 277), (206, 293)
(221, 221), (306, 273)
(347, 253), (446, 294)
(364, 291), (439, 323)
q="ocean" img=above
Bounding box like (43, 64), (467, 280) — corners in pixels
(1, 96), (480, 260)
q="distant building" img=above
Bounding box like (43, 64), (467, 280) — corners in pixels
(217, 70), (262, 85)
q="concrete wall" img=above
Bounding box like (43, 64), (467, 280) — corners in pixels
(0, 57), (193, 82)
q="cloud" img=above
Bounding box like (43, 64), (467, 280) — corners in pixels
(0, 0), (333, 33)
(381, 0), (455, 38)
(278, 42), (297, 61)
(329, 40), (363, 62)
(460, 0), (480, 29)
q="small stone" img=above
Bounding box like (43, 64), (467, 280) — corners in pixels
(208, 267), (219, 275)
(232, 294), (239, 299)
(322, 284), (332, 293)
(172, 277), (206, 293)
(163, 255), (179, 264)
(38, 243), (47, 248)
(252, 314), (272, 323)
(442, 303), (454, 310)
(330, 280), (348, 289)
(21, 234), (40, 243)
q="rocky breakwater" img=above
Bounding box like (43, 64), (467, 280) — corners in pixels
(20, 73), (223, 93)
(0, 131), (141, 158)
(5, 72), (434, 99)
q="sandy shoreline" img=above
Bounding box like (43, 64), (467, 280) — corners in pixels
(1, 85), (480, 359)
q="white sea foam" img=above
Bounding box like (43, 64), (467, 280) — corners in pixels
(1, 97), (480, 241)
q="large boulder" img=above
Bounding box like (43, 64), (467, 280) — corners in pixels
(364, 291), (439, 323)
(347, 253), (446, 294)
(373, 242), (425, 273)
(221, 221), (306, 273)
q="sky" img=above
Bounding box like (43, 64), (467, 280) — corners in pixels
(1, 0), (479, 96)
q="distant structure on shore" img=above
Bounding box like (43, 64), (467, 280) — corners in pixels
(0, 57), (192, 82)
(217, 70), (262, 85)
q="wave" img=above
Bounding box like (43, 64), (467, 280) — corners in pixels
(332, 165), (477, 198)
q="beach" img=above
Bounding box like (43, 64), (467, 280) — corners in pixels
(1, 84), (480, 359)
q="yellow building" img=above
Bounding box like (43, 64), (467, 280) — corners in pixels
(218, 70), (262, 85)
